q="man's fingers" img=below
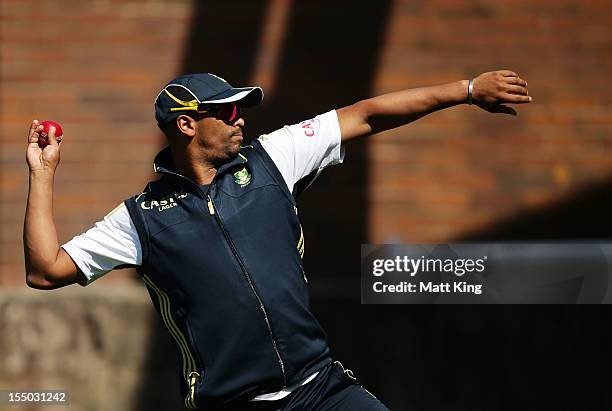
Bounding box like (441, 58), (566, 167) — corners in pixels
(505, 76), (528, 87)
(28, 120), (40, 142)
(28, 120), (39, 136)
(503, 93), (532, 104)
(505, 85), (529, 95)
(28, 123), (43, 144)
(47, 126), (59, 147)
(498, 70), (518, 78)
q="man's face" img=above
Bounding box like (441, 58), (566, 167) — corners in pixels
(193, 106), (245, 166)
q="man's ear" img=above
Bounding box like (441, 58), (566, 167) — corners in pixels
(176, 115), (197, 138)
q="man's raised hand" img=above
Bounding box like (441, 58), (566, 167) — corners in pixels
(471, 70), (531, 116)
(26, 120), (61, 174)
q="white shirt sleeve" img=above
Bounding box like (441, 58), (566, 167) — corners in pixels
(258, 109), (345, 193)
(62, 203), (141, 286)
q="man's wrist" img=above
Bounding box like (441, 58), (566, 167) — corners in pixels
(444, 80), (470, 106)
(434, 80), (470, 108)
(459, 79), (470, 104)
(29, 169), (55, 182)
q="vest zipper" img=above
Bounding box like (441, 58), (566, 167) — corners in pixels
(184, 319), (205, 407)
(188, 371), (201, 407)
(206, 193), (288, 387)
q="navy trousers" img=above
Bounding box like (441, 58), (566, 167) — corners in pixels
(223, 361), (390, 411)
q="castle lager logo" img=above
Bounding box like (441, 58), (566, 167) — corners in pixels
(141, 190), (188, 211)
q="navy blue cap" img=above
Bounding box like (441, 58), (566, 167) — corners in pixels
(154, 73), (264, 124)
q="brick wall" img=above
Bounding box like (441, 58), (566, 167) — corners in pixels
(370, 0), (612, 242)
(1, 0), (192, 285)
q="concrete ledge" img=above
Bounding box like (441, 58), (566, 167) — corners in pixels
(0, 284), (182, 410)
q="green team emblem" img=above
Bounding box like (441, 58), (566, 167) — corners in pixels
(233, 166), (251, 187)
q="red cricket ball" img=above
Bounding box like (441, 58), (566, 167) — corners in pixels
(38, 120), (64, 149)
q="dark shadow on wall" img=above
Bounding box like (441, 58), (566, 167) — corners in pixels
(181, 0), (268, 85)
(129, 317), (184, 410)
(455, 177), (612, 241)
(250, 0), (392, 281)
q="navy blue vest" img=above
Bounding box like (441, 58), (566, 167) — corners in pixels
(124, 140), (331, 409)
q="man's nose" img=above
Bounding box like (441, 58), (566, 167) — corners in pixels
(233, 117), (245, 127)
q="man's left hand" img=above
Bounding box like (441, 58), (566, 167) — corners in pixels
(472, 70), (531, 116)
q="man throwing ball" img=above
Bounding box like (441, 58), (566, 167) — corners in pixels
(24, 70), (530, 410)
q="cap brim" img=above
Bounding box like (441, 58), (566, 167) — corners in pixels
(204, 87), (264, 107)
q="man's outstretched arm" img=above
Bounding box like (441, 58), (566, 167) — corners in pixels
(337, 70), (530, 142)
(23, 120), (82, 289)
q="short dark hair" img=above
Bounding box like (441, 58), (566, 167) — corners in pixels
(157, 113), (208, 139)
(157, 120), (179, 139)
